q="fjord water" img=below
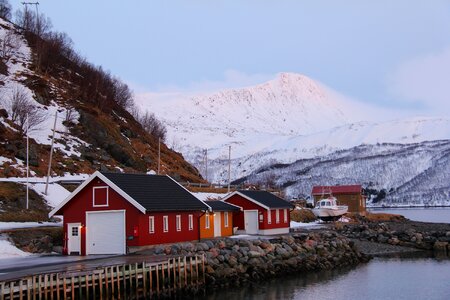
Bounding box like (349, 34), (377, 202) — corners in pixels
(200, 208), (450, 300)
(201, 257), (450, 300)
(369, 207), (450, 223)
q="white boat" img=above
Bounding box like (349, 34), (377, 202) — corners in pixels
(312, 196), (348, 221)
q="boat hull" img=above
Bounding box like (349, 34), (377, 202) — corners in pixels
(312, 206), (348, 221)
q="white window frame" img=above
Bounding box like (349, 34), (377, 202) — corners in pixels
(276, 209), (280, 224)
(163, 215), (169, 233)
(176, 215), (181, 232)
(188, 214), (193, 231)
(224, 211), (229, 227)
(205, 213), (210, 229)
(284, 209), (288, 223)
(267, 210), (272, 224)
(149, 216), (155, 234)
(92, 186), (109, 207)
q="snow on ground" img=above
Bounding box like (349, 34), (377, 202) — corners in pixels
(192, 192), (228, 201)
(290, 221), (323, 228)
(0, 156), (13, 165)
(30, 183), (71, 208)
(0, 174), (88, 184)
(0, 222), (62, 231)
(0, 236), (31, 259)
(0, 174), (85, 209)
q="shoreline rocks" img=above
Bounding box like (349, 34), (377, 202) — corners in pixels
(138, 231), (369, 288)
(336, 221), (450, 256)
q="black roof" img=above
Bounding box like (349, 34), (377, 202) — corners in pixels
(206, 200), (241, 212)
(101, 172), (209, 212)
(237, 190), (293, 209)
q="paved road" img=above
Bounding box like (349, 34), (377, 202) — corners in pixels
(0, 253), (172, 282)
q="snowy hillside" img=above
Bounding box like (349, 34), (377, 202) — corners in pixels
(242, 140), (450, 206)
(137, 73), (450, 184)
(0, 16), (203, 182)
(0, 19), (86, 175)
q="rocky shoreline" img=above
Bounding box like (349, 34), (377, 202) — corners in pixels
(139, 231), (369, 288)
(335, 220), (450, 256)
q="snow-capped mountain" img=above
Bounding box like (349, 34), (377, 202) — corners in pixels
(137, 73), (450, 178)
(136, 72), (450, 205)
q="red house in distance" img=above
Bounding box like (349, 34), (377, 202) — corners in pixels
(311, 185), (366, 213)
(49, 171), (210, 255)
(222, 190), (294, 235)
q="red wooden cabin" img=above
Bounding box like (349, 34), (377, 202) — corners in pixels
(311, 185), (366, 213)
(222, 190), (294, 235)
(49, 171), (210, 255)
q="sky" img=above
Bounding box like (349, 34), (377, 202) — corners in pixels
(10, 0), (450, 117)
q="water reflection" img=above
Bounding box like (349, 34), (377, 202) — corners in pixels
(197, 257), (450, 300)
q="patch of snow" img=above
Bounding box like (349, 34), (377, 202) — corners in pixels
(30, 183), (71, 208)
(192, 192), (227, 201)
(0, 222), (62, 231)
(290, 221), (323, 228)
(0, 156), (13, 165)
(0, 235), (31, 258)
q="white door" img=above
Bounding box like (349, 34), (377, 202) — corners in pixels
(214, 213), (221, 237)
(86, 211), (126, 255)
(244, 210), (258, 234)
(67, 223), (81, 254)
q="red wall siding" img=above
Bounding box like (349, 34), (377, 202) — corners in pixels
(225, 194), (263, 230)
(225, 194), (290, 231)
(139, 211), (203, 245)
(59, 177), (204, 254)
(265, 208), (290, 229)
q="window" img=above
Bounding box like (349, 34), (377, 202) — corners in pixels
(176, 215), (181, 231)
(267, 210), (272, 224)
(284, 209), (288, 223)
(163, 215), (169, 232)
(71, 227), (79, 236)
(276, 209), (280, 224)
(188, 214), (193, 231)
(224, 212), (229, 227)
(205, 213), (210, 229)
(149, 216), (155, 234)
(93, 186), (109, 207)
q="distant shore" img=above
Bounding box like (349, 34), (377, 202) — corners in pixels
(368, 205), (450, 208)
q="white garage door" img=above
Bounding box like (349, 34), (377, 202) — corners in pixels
(86, 210), (126, 255)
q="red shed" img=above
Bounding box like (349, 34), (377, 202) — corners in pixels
(311, 185), (366, 213)
(49, 171), (210, 255)
(222, 190), (294, 235)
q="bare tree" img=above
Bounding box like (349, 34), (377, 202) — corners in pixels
(112, 78), (134, 110)
(0, 30), (19, 62)
(0, 0), (12, 20)
(131, 107), (167, 142)
(15, 8), (52, 37)
(8, 86), (47, 134)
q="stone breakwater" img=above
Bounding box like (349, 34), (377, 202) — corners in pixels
(141, 231), (368, 288)
(337, 222), (450, 255)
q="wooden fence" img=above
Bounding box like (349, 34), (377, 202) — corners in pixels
(0, 255), (205, 299)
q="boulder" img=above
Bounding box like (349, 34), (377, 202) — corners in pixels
(433, 241), (448, 253)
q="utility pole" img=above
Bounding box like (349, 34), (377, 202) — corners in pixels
(227, 145), (231, 193)
(21, 2), (39, 14)
(26, 113), (29, 210)
(204, 149), (208, 183)
(157, 137), (161, 175)
(45, 112), (57, 195)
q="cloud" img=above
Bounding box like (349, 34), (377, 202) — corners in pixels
(387, 46), (450, 115)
